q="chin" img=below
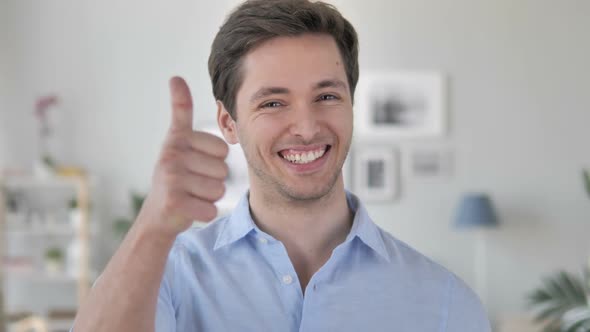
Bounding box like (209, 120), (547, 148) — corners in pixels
(277, 175), (340, 202)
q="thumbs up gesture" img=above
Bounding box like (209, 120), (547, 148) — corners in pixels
(137, 77), (229, 236)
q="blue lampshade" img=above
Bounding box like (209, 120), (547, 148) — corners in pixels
(454, 193), (499, 228)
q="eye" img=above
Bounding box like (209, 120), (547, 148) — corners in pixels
(260, 101), (283, 109)
(318, 94), (339, 101)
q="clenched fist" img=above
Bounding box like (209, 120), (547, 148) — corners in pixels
(137, 76), (229, 236)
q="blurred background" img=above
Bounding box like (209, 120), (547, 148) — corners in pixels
(1, 0), (589, 331)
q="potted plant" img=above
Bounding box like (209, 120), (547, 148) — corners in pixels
(45, 247), (64, 275)
(65, 197), (93, 278)
(68, 198), (81, 230)
(526, 170), (590, 331)
(528, 270), (590, 331)
(67, 197), (93, 230)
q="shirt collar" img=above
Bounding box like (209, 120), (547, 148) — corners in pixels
(344, 191), (391, 262)
(213, 192), (256, 251)
(214, 190), (391, 262)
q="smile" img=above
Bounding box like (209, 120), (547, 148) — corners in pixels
(279, 145), (330, 164)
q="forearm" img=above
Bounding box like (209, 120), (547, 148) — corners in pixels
(72, 76), (227, 331)
(72, 220), (177, 332)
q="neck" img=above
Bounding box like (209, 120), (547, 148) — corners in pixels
(248, 175), (353, 256)
(248, 174), (354, 293)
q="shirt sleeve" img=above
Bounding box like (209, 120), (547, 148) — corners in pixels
(155, 246), (178, 332)
(443, 275), (492, 332)
(70, 251), (179, 332)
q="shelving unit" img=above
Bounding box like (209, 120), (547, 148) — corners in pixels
(0, 173), (95, 331)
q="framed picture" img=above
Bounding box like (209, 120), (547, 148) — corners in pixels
(409, 147), (453, 178)
(353, 147), (399, 202)
(354, 71), (446, 139)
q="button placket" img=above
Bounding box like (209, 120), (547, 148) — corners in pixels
(267, 241), (303, 328)
(254, 234), (302, 290)
(248, 232), (303, 329)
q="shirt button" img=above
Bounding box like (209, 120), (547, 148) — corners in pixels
(282, 275), (293, 285)
(258, 237), (268, 244)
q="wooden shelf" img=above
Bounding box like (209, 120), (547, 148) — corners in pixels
(0, 173), (94, 329)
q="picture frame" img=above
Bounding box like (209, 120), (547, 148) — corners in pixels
(409, 147), (453, 178)
(353, 147), (399, 202)
(354, 71), (446, 139)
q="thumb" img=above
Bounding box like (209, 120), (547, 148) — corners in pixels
(169, 76), (194, 132)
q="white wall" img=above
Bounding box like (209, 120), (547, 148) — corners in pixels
(0, 0), (16, 169)
(332, 0), (590, 319)
(0, 0), (6, 168)
(2, 0), (590, 323)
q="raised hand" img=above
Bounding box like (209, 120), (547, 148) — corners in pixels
(138, 76), (229, 235)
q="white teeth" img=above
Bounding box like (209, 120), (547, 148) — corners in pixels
(281, 147), (327, 164)
(301, 153), (308, 163)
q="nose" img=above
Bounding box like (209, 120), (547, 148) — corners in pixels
(288, 104), (320, 142)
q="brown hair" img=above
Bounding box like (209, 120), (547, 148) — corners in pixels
(208, 0), (359, 120)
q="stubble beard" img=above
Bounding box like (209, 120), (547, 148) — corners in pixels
(246, 140), (351, 204)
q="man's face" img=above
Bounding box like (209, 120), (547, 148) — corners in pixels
(229, 33), (353, 201)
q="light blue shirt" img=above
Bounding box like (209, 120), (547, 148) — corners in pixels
(155, 191), (491, 331)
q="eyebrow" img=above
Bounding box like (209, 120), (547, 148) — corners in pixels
(249, 87), (290, 104)
(249, 79), (348, 104)
(313, 79), (348, 91)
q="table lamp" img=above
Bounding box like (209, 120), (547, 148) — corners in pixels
(453, 192), (499, 307)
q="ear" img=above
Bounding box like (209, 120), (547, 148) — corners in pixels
(217, 100), (239, 144)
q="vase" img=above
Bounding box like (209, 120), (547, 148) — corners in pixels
(33, 159), (54, 179)
(45, 259), (63, 275)
(66, 239), (81, 278)
(69, 208), (82, 230)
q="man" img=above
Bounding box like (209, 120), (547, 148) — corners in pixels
(73, 0), (491, 331)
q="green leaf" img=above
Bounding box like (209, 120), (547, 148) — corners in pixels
(68, 198), (78, 209)
(45, 247), (63, 260)
(131, 192), (146, 217)
(42, 155), (56, 168)
(113, 218), (133, 236)
(527, 270), (588, 331)
(562, 306), (590, 332)
(541, 321), (561, 332)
